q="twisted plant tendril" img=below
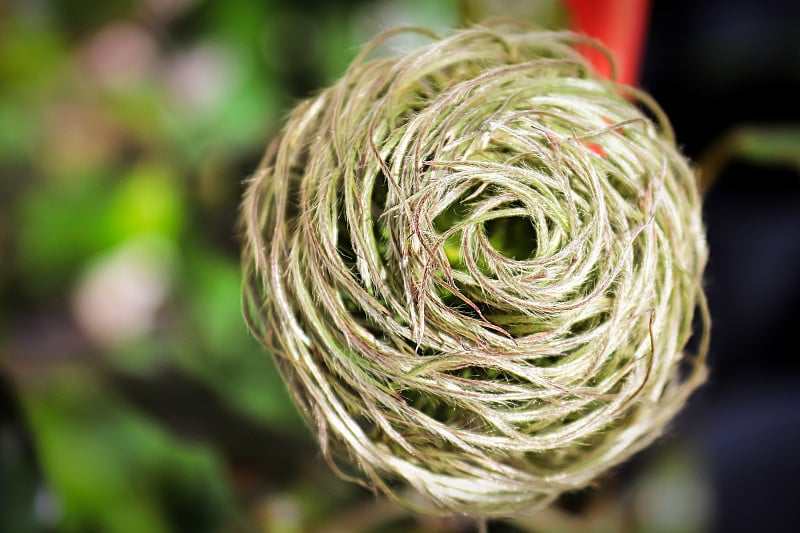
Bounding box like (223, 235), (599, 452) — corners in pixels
(242, 23), (709, 517)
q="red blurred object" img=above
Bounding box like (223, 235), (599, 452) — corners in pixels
(564, 0), (650, 86)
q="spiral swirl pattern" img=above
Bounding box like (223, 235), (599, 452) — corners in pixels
(242, 25), (708, 516)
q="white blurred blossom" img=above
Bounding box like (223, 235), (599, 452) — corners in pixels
(72, 237), (173, 347)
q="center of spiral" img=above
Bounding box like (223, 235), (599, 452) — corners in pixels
(484, 216), (537, 260)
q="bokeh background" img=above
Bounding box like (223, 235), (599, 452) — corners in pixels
(1, 1), (799, 532)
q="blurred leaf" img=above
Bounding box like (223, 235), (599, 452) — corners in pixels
(460, 0), (568, 28)
(205, 0), (275, 44)
(106, 163), (185, 241)
(176, 247), (301, 428)
(15, 174), (115, 293)
(184, 251), (247, 355)
(0, 101), (41, 164)
(15, 163), (185, 295)
(21, 369), (233, 533)
(316, 10), (359, 85)
(0, 19), (67, 94)
(699, 126), (800, 192)
(162, 1), (283, 160)
(211, 73), (278, 151)
(106, 88), (173, 150)
(0, 19), (67, 164)
(729, 128), (800, 168)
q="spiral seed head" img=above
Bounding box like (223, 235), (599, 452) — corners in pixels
(242, 24), (709, 516)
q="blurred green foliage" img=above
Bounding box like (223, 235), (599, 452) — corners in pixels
(25, 370), (233, 533)
(0, 1), (464, 531)
(699, 126), (800, 192)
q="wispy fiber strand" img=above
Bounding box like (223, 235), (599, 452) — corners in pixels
(241, 23), (709, 517)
